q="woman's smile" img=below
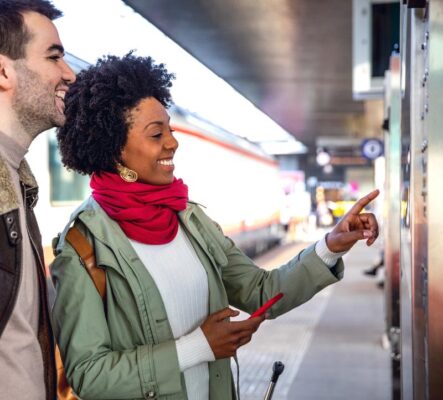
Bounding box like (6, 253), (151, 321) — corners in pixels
(157, 158), (175, 170)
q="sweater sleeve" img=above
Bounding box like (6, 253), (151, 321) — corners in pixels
(176, 327), (215, 371)
(315, 236), (348, 267)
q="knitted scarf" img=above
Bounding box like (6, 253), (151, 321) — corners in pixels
(90, 172), (188, 244)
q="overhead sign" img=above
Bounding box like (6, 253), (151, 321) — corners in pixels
(361, 138), (384, 160)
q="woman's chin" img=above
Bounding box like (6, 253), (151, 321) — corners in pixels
(139, 176), (175, 185)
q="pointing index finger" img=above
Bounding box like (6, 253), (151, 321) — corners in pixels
(347, 189), (380, 215)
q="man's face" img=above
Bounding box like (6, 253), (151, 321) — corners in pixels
(11, 11), (76, 137)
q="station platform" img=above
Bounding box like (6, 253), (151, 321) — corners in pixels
(233, 234), (391, 400)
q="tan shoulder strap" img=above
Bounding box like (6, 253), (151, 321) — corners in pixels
(65, 225), (106, 300)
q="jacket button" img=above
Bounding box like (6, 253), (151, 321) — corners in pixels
(6, 217), (13, 224)
(10, 231), (18, 239)
(145, 391), (156, 398)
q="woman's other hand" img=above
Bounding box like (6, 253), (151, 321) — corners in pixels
(201, 308), (265, 359)
(326, 189), (380, 253)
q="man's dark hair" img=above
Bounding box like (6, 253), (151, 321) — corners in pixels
(0, 0), (62, 60)
(57, 52), (175, 175)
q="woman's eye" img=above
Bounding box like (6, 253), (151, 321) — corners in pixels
(152, 133), (162, 138)
(48, 55), (61, 61)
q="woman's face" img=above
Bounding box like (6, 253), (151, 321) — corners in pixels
(121, 97), (178, 185)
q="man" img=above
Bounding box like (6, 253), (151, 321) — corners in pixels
(0, 1), (75, 399)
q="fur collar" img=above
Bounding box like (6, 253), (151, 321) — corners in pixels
(0, 153), (38, 215)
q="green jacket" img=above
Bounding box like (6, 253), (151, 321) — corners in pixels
(51, 198), (343, 400)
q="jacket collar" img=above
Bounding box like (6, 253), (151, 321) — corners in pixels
(0, 153), (38, 214)
(179, 203), (228, 267)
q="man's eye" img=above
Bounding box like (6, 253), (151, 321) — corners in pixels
(152, 133), (162, 138)
(48, 55), (61, 61)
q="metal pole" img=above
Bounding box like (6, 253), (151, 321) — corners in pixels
(263, 361), (285, 400)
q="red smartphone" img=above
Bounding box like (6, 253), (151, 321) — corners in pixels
(248, 292), (284, 319)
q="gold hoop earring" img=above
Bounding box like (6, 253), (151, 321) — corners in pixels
(116, 163), (138, 183)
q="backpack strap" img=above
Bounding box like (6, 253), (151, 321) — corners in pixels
(65, 225), (106, 300)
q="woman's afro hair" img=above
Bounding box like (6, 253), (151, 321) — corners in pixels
(57, 52), (175, 175)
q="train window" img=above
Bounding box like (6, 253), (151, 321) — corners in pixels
(371, 2), (400, 77)
(48, 132), (90, 204)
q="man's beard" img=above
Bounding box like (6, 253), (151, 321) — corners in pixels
(12, 61), (65, 139)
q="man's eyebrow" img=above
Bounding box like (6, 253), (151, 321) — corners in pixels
(47, 44), (65, 54)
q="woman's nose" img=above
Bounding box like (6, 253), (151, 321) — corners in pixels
(165, 131), (179, 150)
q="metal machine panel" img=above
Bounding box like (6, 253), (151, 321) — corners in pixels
(427, 1), (443, 398)
(399, 5), (414, 400)
(397, 1), (443, 398)
(384, 53), (402, 400)
(399, 4), (429, 400)
(408, 6), (429, 399)
(408, 6), (429, 400)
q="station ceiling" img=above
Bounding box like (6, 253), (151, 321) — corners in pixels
(122, 0), (380, 153)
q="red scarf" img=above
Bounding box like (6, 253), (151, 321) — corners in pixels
(90, 172), (188, 244)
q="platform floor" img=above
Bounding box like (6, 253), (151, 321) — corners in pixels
(233, 237), (391, 400)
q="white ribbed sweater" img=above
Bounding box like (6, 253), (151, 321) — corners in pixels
(129, 226), (215, 400)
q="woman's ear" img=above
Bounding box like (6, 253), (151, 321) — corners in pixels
(0, 55), (16, 91)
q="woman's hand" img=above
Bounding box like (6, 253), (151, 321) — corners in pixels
(326, 189), (380, 253)
(201, 308), (265, 359)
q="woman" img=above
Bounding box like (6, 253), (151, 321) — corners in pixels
(51, 53), (379, 400)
